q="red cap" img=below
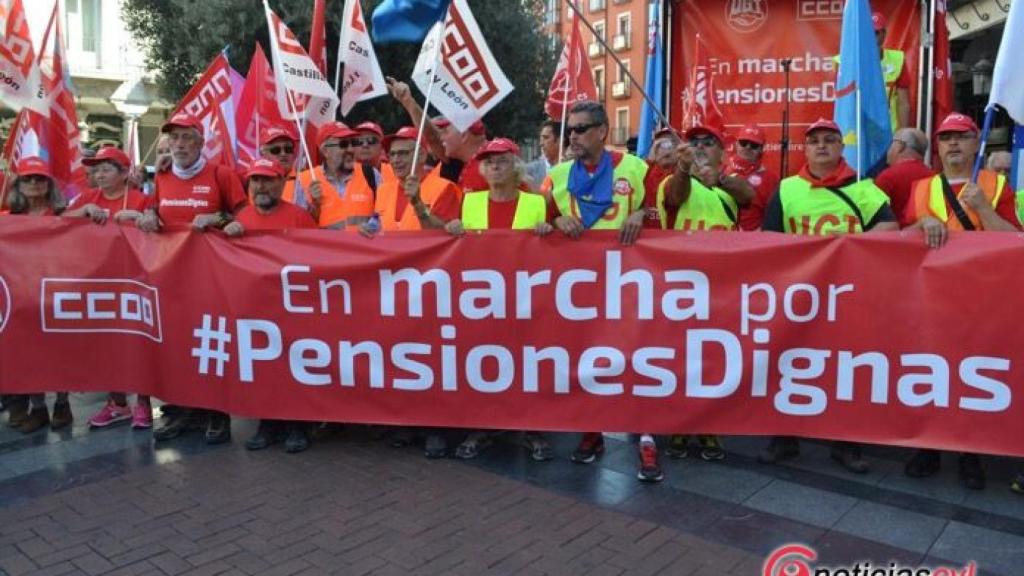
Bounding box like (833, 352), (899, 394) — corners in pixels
(245, 157), (286, 179)
(736, 124), (766, 146)
(15, 156), (52, 179)
(872, 11), (886, 32)
(355, 122), (384, 138)
(935, 112), (979, 135)
(433, 117), (486, 136)
(259, 124), (299, 146)
(317, 122), (358, 147)
(804, 118), (841, 136)
(83, 146), (131, 169)
(161, 112), (204, 137)
(653, 127), (678, 141)
(474, 138), (521, 160)
(684, 124), (725, 145)
(383, 126), (422, 152)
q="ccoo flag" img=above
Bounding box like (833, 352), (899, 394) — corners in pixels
(833, 0), (890, 176)
(987, 0), (1024, 124)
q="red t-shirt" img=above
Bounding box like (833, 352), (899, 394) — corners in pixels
(546, 151), (655, 223)
(483, 197), (520, 229)
(235, 202), (317, 231)
(874, 158), (934, 228)
(905, 179), (1021, 230)
(154, 164), (247, 225)
(71, 187), (151, 214)
(644, 162), (674, 229)
(734, 167), (781, 231)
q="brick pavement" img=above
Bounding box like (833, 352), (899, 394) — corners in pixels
(0, 438), (758, 576)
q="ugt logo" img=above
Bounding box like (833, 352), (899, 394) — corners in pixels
(0, 274), (10, 336)
(726, 0), (768, 34)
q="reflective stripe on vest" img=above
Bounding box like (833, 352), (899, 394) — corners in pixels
(461, 191), (547, 230)
(375, 173), (456, 231)
(655, 176), (737, 231)
(909, 170), (1006, 231)
(296, 164), (376, 230)
(548, 153), (647, 229)
(779, 175), (887, 235)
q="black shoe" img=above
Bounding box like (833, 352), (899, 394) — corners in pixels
(830, 442), (870, 474)
(388, 427), (414, 448)
(284, 426), (310, 454)
(425, 433), (447, 459)
(904, 449), (941, 478)
(245, 420), (280, 451)
(153, 410), (194, 442)
(205, 412), (231, 445)
(958, 453), (985, 490)
(758, 436), (799, 464)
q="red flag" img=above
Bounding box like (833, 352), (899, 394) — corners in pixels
(309, 0), (328, 75)
(35, 4), (87, 198)
(174, 52), (237, 168)
(236, 44), (286, 169)
(933, 1), (953, 131)
(545, 11), (598, 121)
(682, 34), (726, 133)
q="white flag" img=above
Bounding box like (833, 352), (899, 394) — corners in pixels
(263, 0), (338, 123)
(411, 0), (512, 132)
(0, 0), (42, 113)
(988, 0), (1024, 124)
(337, 0), (387, 117)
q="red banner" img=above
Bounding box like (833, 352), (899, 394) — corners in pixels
(670, 0), (921, 176)
(1, 218), (1022, 457)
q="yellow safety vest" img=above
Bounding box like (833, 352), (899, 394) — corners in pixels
(778, 175), (889, 235)
(461, 191), (547, 230)
(655, 176), (738, 231)
(548, 153), (647, 229)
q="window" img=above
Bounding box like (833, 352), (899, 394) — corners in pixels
(617, 13), (631, 39)
(593, 66), (605, 99)
(80, 0), (100, 53)
(614, 108), (630, 145)
(593, 21), (605, 42)
(617, 59), (631, 82)
(589, 0), (607, 11)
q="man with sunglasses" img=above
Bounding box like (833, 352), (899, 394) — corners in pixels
(726, 125), (780, 231)
(291, 122), (379, 230)
(260, 125), (303, 206)
(759, 118), (898, 474)
(354, 122), (396, 183)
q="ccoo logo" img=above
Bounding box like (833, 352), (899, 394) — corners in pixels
(726, 0), (768, 34)
(0, 275), (10, 336)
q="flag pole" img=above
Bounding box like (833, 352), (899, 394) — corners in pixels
(971, 105), (996, 183)
(558, 73), (569, 163)
(410, 8), (450, 175)
(856, 88), (863, 179)
(565, 0), (673, 133)
(924, 0), (937, 163)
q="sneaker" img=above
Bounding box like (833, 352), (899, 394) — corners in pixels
(425, 433), (447, 459)
(153, 410), (196, 442)
(958, 453), (985, 490)
(20, 406), (50, 434)
(637, 440), (664, 482)
(524, 432), (554, 462)
(666, 435), (689, 459)
(89, 401), (132, 428)
(904, 449), (941, 478)
(205, 412), (231, 445)
(698, 435), (726, 461)
(571, 433), (605, 464)
(455, 431), (492, 460)
(1011, 473), (1024, 495)
(245, 421), (281, 450)
(758, 436), (800, 464)
(830, 441), (870, 474)
(131, 402), (153, 429)
(284, 426), (310, 454)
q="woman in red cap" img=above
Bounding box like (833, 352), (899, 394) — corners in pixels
(2, 158), (74, 433)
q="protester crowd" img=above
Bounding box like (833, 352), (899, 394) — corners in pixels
(1, 37), (1021, 495)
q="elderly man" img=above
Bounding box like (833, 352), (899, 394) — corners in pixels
(643, 127), (683, 229)
(986, 151), (1012, 176)
(759, 118), (898, 474)
(288, 122), (379, 229)
(369, 126), (462, 233)
(353, 121), (394, 182)
(902, 113), (1020, 490)
(525, 119), (561, 192)
(543, 99), (666, 481)
(726, 124), (781, 230)
(259, 124), (302, 203)
(874, 128), (933, 227)
(139, 112), (247, 445)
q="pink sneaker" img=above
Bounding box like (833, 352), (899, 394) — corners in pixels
(131, 402), (153, 429)
(89, 401), (132, 428)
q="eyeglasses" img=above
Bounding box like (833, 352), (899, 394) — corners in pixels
(737, 140), (763, 151)
(806, 135), (843, 146)
(354, 136), (379, 147)
(20, 174), (49, 183)
(687, 136), (720, 148)
(566, 122), (601, 135)
(937, 132), (977, 143)
(264, 144), (294, 155)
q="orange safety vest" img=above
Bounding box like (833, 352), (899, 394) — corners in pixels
(291, 164), (376, 230)
(908, 170), (1007, 231)
(375, 172), (460, 231)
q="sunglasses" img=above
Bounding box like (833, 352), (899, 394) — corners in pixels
(737, 140), (763, 151)
(937, 132), (977, 143)
(687, 136), (720, 148)
(21, 174), (49, 183)
(354, 136), (379, 147)
(566, 122), (601, 135)
(265, 144), (294, 155)
(323, 141), (355, 150)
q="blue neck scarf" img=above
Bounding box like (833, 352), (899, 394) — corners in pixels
(568, 151), (614, 228)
